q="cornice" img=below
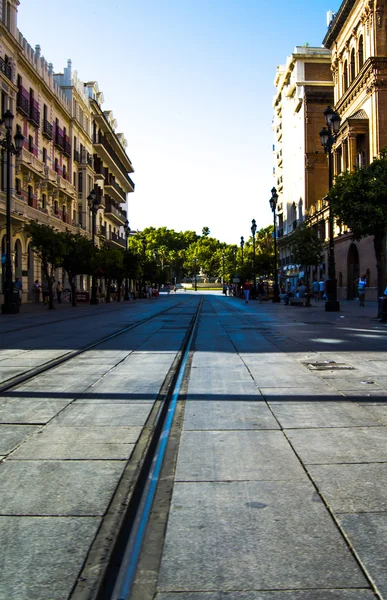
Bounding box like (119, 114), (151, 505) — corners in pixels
(323, 0), (357, 48)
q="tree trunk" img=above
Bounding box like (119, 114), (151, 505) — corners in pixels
(106, 278), (111, 303)
(374, 233), (386, 316)
(117, 278), (122, 302)
(42, 258), (55, 310)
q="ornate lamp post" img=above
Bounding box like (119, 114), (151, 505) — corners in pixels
(141, 238), (147, 298)
(222, 252), (225, 284)
(251, 219), (257, 293)
(240, 236), (244, 265)
(124, 219), (130, 301)
(319, 105), (341, 312)
(193, 257), (197, 291)
(269, 187), (281, 303)
(1, 110), (24, 314)
(88, 189), (100, 305)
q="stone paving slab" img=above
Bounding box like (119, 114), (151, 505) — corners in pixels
(175, 431), (307, 481)
(10, 426), (137, 460)
(307, 463), (387, 513)
(0, 398), (70, 424)
(0, 425), (39, 454)
(192, 352), (247, 368)
(269, 402), (380, 429)
(183, 401), (280, 430)
(0, 367), (30, 382)
(187, 377), (260, 396)
(287, 427), (387, 464)
(189, 367), (253, 384)
(0, 460), (124, 515)
(359, 406), (387, 426)
(0, 515), (101, 600)
(321, 378), (383, 391)
(156, 592), (375, 600)
(337, 513), (387, 600)
(158, 481), (368, 592)
(260, 388), (344, 402)
(53, 402), (153, 426)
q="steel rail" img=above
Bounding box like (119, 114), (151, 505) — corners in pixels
(109, 298), (202, 600)
(0, 301), (188, 395)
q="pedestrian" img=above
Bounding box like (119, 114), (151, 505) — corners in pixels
(42, 279), (49, 305)
(356, 274), (367, 306)
(14, 277), (22, 305)
(243, 280), (251, 304)
(33, 279), (41, 303)
(319, 277), (325, 300)
(56, 281), (63, 304)
(312, 278), (319, 301)
(258, 279), (265, 303)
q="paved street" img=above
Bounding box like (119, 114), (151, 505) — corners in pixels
(1, 291), (387, 599)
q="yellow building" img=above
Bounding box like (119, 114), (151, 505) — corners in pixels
(0, 0), (135, 303)
(318, 0), (385, 300)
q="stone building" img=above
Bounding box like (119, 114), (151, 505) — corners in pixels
(319, 0), (386, 300)
(273, 46), (333, 287)
(0, 0), (135, 303)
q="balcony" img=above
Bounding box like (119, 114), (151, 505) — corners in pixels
(63, 140), (71, 158)
(74, 149), (80, 163)
(105, 200), (127, 225)
(93, 133), (135, 191)
(55, 133), (64, 152)
(16, 92), (29, 117)
(43, 120), (53, 140)
(104, 178), (126, 203)
(16, 148), (45, 178)
(0, 56), (12, 81)
(44, 165), (59, 186)
(106, 231), (126, 248)
(29, 106), (40, 128)
(57, 173), (76, 197)
(98, 225), (106, 238)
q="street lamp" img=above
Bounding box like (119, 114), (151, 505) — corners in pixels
(319, 105), (341, 312)
(88, 188), (99, 305)
(240, 236), (244, 265)
(251, 219), (257, 294)
(124, 219), (130, 301)
(269, 187), (281, 303)
(141, 238), (146, 298)
(193, 257), (197, 291)
(1, 110), (24, 314)
(222, 252), (225, 284)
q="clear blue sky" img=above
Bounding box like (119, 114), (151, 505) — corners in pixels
(18, 0), (341, 244)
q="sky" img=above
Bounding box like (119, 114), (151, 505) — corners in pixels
(17, 0), (341, 245)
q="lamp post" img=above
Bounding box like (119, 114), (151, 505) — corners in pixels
(124, 219), (130, 301)
(193, 257), (197, 291)
(269, 187), (281, 303)
(141, 238), (146, 298)
(222, 252), (225, 284)
(240, 236), (244, 265)
(1, 110), (24, 314)
(251, 219), (257, 294)
(88, 189), (99, 305)
(319, 105), (341, 312)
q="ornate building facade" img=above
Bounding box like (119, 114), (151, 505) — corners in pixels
(0, 0), (135, 302)
(273, 46), (333, 287)
(318, 0), (386, 300)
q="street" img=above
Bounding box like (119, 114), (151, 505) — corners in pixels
(1, 292), (387, 600)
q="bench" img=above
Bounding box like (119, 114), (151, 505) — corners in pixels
(289, 297), (308, 306)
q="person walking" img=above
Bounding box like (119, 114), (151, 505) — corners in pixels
(41, 279), (49, 305)
(312, 278), (319, 301)
(243, 280), (251, 304)
(56, 281), (63, 304)
(319, 277), (325, 301)
(356, 274), (367, 306)
(14, 277), (22, 305)
(33, 280), (41, 303)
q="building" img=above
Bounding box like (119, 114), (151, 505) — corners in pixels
(273, 46), (333, 287)
(320, 0), (386, 300)
(0, 0), (135, 303)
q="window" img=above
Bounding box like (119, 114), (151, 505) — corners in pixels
(358, 36), (364, 69)
(1, 91), (7, 118)
(28, 185), (33, 207)
(73, 171), (76, 188)
(63, 164), (66, 179)
(78, 171), (83, 193)
(42, 193), (46, 209)
(343, 61), (348, 92)
(55, 158), (59, 172)
(28, 135), (33, 153)
(54, 200), (59, 214)
(42, 147), (47, 164)
(16, 178), (21, 194)
(350, 49), (356, 82)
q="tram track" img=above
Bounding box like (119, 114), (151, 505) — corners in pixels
(0, 300), (194, 395)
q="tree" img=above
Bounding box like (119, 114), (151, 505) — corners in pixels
(202, 226), (210, 237)
(329, 150), (387, 297)
(95, 247), (124, 303)
(60, 232), (94, 306)
(290, 224), (323, 284)
(25, 222), (65, 309)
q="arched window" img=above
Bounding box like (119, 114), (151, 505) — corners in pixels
(343, 60), (348, 92)
(350, 49), (356, 82)
(358, 36), (364, 69)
